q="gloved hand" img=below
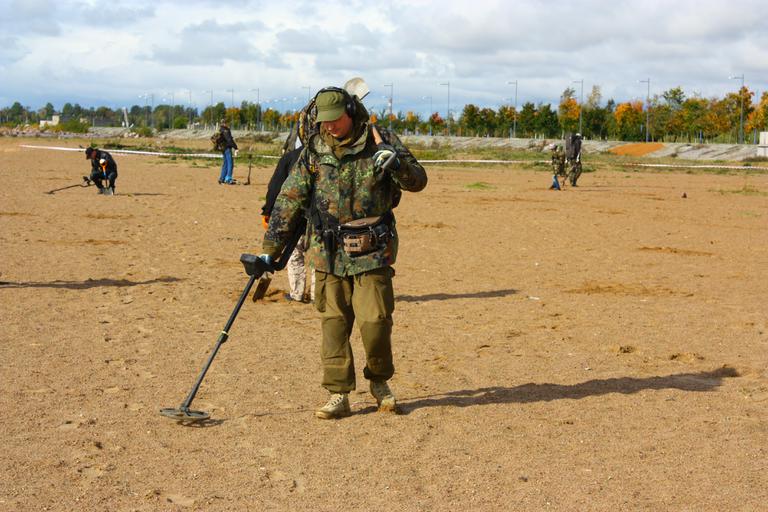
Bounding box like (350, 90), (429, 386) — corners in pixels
(261, 215), (270, 230)
(372, 143), (399, 171)
(241, 253), (273, 276)
(234, 149), (239, 157)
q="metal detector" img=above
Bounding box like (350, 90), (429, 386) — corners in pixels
(46, 176), (92, 195)
(160, 222), (305, 422)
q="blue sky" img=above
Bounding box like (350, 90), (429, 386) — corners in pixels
(1, 0), (766, 117)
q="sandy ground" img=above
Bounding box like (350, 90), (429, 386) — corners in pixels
(1, 138), (767, 511)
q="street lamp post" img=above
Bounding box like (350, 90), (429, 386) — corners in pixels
(250, 88), (260, 130)
(572, 79), (583, 135)
(170, 92), (175, 130)
(384, 83), (393, 131)
(729, 74), (745, 144)
(225, 89), (235, 127)
(203, 90), (213, 128)
(508, 80), (518, 138)
(185, 89), (192, 126)
(440, 82), (450, 136)
(139, 94), (149, 126)
(422, 95), (432, 136)
(639, 78), (650, 142)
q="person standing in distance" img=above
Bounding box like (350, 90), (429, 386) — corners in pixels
(216, 119), (238, 184)
(260, 87), (427, 419)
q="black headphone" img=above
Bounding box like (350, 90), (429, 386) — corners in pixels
(314, 86), (356, 118)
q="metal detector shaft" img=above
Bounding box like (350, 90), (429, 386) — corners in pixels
(46, 176), (93, 194)
(178, 273), (257, 411)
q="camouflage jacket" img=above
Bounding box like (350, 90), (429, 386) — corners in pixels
(262, 111), (427, 276)
(551, 146), (566, 175)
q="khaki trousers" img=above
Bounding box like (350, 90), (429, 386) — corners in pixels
(314, 267), (395, 393)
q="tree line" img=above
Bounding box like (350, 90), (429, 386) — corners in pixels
(2, 85), (767, 143)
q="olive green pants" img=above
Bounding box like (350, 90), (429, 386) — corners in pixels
(314, 267), (395, 393)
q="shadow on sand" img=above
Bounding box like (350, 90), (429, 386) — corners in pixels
(396, 288), (518, 302)
(398, 366), (739, 415)
(0, 276), (182, 290)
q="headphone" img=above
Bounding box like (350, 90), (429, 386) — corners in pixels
(314, 86), (356, 118)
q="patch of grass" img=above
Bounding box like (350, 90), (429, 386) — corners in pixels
(131, 126), (154, 137)
(465, 181), (495, 190)
(50, 119), (90, 133)
(712, 185), (767, 196)
(190, 160), (219, 168)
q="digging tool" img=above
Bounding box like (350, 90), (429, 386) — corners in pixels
(46, 176), (92, 195)
(343, 77), (370, 101)
(371, 125), (398, 170)
(160, 225), (304, 422)
(244, 153), (252, 186)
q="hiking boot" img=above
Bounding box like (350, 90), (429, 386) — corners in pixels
(370, 380), (398, 412)
(315, 393), (351, 419)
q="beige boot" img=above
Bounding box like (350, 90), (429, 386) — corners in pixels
(315, 393), (351, 419)
(370, 380), (398, 412)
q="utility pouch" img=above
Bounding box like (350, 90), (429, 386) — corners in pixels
(339, 216), (391, 256)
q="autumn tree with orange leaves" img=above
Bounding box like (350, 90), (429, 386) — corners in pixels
(558, 87), (580, 134)
(614, 101), (644, 141)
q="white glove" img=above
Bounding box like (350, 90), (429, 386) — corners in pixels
(372, 143), (399, 170)
(234, 149), (239, 157)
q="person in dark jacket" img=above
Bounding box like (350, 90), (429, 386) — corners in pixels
(261, 147), (312, 302)
(217, 120), (238, 184)
(85, 147), (118, 195)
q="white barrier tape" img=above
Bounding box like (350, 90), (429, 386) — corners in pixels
(20, 145), (767, 170)
(20, 144), (280, 160)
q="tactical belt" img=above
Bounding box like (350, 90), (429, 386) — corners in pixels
(338, 215), (392, 256)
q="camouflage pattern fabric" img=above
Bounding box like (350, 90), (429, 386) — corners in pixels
(551, 145), (566, 177)
(262, 100), (427, 276)
(569, 161), (583, 186)
(286, 236), (315, 301)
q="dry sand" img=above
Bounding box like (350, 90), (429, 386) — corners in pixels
(1, 138), (767, 511)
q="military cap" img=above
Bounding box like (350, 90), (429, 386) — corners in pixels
(315, 90), (347, 122)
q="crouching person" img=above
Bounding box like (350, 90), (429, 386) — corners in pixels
(85, 147), (118, 195)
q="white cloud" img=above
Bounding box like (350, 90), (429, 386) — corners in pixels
(1, 0), (766, 112)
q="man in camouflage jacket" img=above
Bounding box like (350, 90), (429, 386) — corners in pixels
(262, 88), (427, 419)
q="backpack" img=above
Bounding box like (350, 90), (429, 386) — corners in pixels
(210, 131), (225, 151)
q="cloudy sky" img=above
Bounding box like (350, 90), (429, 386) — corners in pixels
(1, 0), (766, 117)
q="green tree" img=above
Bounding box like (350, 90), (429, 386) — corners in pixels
(537, 104), (560, 137)
(517, 102), (537, 137)
(459, 104), (481, 136)
(477, 108), (497, 136)
(262, 108), (281, 130)
(497, 105), (516, 137)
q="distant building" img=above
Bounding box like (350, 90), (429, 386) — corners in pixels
(39, 115), (60, 128)
(759, 132), (768, 158)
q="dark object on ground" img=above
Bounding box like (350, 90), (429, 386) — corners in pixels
(46, 176), (92, 195)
